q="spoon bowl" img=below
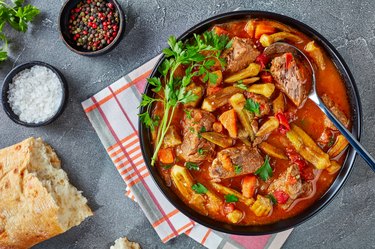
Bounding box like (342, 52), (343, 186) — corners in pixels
(265, 42), (375, 171)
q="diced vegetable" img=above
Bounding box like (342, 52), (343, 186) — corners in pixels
(286, 125), (331, 169)
(259, 142), (288, 159)
(163, 125), (182, 148)
(247, 83), (275, 98)
(211, 182), (255, 206)
(260, 71), (273, 83)
(158, 148), (174, 164)
(245, 20), (292, 38)
(244, 20), (256, 37)
(256, 117), (279, 137)
(229, 93), (256, 141)
(259, 32), (304, 47)
(219, 109), (238, 138)
(224, 63), (261, 83)
(250, 195), (273, 217)
(202, 86), (243, 112)
(209, 70), (223, 85)
(242, 175), (258, 198)
(212, 25), (229, 36)
(276, 112), (290, 131)
(206, 190), (224, 214)
(184, 83), (204, 108)
(272, 93), (285, 114)
(226, 209), (243, 224)
(273, 190), (289, 204)
(326, 160), (341, 174)
(171, 165), (207, 215)
(328, 135), (349, 158)
(241, 77), (260, 85)
(201, 132), (234, 148)
(305, 41), (326, 70)
(254, 23), (276, 39)
(213, 121), (223, 133)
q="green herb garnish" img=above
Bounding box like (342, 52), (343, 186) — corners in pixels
(244, 98), (260, 115)
(224, 194), (238, 203)
(192, 183), (208, 194)
(139, 31), (231, 166)
(0, 0), (40, 61)
(198, 148), (206, 155)
(266, 194), (277, 205)
(189, 127), (195, 133)
(184, 109), (192, 119)
(198, 126), (206, 138)
(234, 164), (242, 174)
(255, 155), (273, 181)
(162, 164), (173, 170)
(186, 162), (200, 171)
(234, 83), (248, 90)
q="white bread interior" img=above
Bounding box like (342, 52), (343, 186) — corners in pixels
(110, 237), (141, 249)
(0, 137), (92, 249)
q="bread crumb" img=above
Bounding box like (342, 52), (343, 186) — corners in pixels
(110, 237), (141, 249)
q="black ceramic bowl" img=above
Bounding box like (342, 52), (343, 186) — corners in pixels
(59, 0), (125, 56)
(139, 11), (362, 235)
(1, 61), (68, 127)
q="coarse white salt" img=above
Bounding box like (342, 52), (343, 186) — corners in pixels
(7, 65), (63, 124)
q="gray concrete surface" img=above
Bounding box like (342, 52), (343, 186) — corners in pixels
(0, 0), (374, 248)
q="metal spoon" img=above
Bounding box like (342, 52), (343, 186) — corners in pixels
(264, 42), (375, 172)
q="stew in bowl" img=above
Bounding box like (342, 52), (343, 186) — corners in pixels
(139, 11), (361, 233)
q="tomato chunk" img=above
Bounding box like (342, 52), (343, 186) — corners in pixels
(255, 53), (269, 69)
(273, 190), (289, 204)
(224, 203), (235, 214)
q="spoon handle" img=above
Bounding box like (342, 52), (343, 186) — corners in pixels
(318, 102), (375, 172)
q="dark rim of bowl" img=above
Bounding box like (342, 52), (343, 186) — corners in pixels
(1, 61), (69, 127)
(58, 0), (126, 56)
(139, 10), (362, 235)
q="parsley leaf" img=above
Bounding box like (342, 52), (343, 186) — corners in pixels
(139, 94), (160, 107)
(0, 1), (39, 61)
(244, 98), (260, 115)
(198, 148), (206, 155)
(186, 162), (200, 171)
(255, 155), (273, 181)
(192, 183), (208, 194)
(147, 77), (163, 92)
(138, 112), (159, 131)
(184, 109), (192, 119)
(224, 194), (238, 203)
(234, 165), (242, 174)
(198, 126), (206, 138)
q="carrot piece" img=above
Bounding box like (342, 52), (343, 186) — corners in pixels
(213, 26), (229, 36)
(254, 23), (276, 39)
(219, 109), (238, 138)
(158, 148), (174, 164)
(242, 175), (258, 199)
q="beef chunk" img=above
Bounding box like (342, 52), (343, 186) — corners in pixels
(209, 145), (264, 180)
(176, 109), (216, 162)
(268, 164), (303, 210)
(270, 53), (309, 107)
(222, 37), (260, 73)
(321, 94), (350, 130)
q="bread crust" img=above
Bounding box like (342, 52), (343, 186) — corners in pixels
(0, 138), (92, 249)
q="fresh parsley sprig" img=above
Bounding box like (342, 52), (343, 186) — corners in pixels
(255, 155), (273, 181)
(140, 30), (231, 166)
(0, 0), (40, 61)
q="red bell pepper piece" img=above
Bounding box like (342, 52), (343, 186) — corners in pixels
(255, 53), (269, 69)
(284, 52), (294, 69)
(276, 112), (290, 132)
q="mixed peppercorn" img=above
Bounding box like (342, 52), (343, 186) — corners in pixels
(68, 0), (120, 51)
